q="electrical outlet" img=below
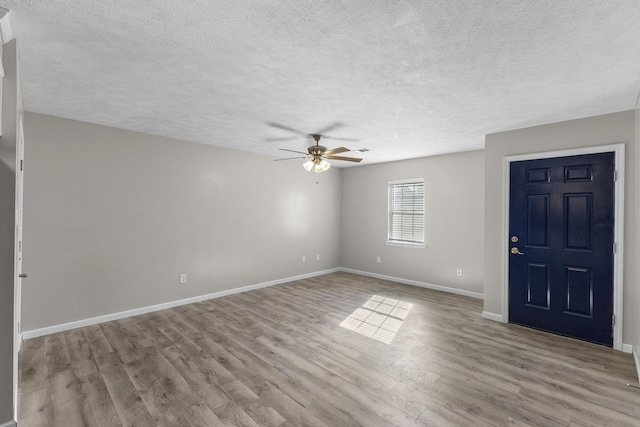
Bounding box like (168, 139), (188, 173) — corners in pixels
(179, 273), (187, 284)
(376, 256), (382, 264)
(316, 254), (320, 261)
(302, 256), (306, 263)
(456, 268), (463, 277)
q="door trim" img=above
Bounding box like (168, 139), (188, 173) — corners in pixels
(13, 114), (24, 420)
(501, 143), (625, 350)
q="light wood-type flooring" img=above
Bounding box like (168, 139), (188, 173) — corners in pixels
(18, 272), (640, 426)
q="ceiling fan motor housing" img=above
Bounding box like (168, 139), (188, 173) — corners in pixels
(308, 145), (326, 156)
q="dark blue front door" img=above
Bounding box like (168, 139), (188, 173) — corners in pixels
(509, 152), (615, 346)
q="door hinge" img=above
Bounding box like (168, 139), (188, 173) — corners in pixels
(614, 170), (618, 182)
(613, 242), (617, 253)
(20, 159), (23, 171)
(612, 314), (616, 326)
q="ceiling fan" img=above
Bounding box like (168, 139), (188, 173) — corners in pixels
(270, 122), (363, 173)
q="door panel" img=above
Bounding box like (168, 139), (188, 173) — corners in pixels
(565, 193), (591, 250)
(564, 266), (592, 316)
(527, 195), (549, 247)
(526, 263), (550, 309)
(509, 152), (614, 346)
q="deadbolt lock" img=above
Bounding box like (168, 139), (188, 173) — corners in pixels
(511, 236), (519, 243)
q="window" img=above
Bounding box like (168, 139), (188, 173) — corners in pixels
(387, 179), (425, 248)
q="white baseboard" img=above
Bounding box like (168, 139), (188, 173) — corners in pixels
(482, 311), (504, 322)
(633, 346), (640, 384)
(338, 268), (484, 299)
(22, 268), (339, 340)
(622, 343), (633, 354)
(0, 420), (17, 427)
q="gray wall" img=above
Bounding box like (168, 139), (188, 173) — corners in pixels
(341, 150), (485, 295)
(0, 40), (19, 425)
(635, 105), (640, 349)
(484, 110), (637, 344)
(22, 112), (342, 331)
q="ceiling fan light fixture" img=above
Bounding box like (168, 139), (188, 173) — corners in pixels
(303, 159), (314, 171)
(313, 159), (331, 173)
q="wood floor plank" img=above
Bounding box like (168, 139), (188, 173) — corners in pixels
(77, 372), (121, 427)
(132, 311), (176, 349)
(50, 369), (96, 427)
(182, 401), (227, 426)
(252, 380), (329, 427)
(116, 317), (154, 348)
(415, 388), (490, 427)
(136, 387), (184, 426)
(221, 380), (287, 427)
(19, 336), (48, 394)
(100, 321), (148, 365)
(44, 333), (71, 376)
(18, 387), (53, 427)
(189, 334), (289, 426)
(159, 344), (231, 409)
(96, 357), (156, 426)
(125, 349), (206, 426)
(305, 394), (399, 427)
(64, 328), (99, 379)
(254, 334), (423, 427)
(82, 324), (114, 358)
(223, 295), (403, 390)
(195, 329), (319, 408)
(213, 400), (261, 427)
(235, 304), (427, 420)
(206, 318), (399, 426)
(19, 272), (640, 426)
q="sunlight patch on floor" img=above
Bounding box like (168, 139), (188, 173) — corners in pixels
(340, 295), (412, 344)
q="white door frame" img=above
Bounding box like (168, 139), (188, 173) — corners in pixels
(13, 113), (24, 420)
(501, 143), (625, 351)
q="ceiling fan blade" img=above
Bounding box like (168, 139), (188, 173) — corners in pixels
(323, 147), (350, 156)
(280, 148), (309, 155)
(326, 155), (362, 163)
(267, 122), (307, 136)
(274, 157), (307, 161)
(321, 136), (359, 142)
(315, 122), (344, 135)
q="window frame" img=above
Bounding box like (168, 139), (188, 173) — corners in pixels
(386, 178), (427, 249)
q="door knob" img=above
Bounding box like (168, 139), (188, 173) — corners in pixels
(511, 247), (525, 255)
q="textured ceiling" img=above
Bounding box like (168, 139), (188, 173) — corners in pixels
(3, 0), (640, 165)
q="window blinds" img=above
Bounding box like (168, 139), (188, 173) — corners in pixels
(388, 180), (425, 244)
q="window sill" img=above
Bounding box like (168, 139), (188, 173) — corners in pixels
(385, 240), (427, 249)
